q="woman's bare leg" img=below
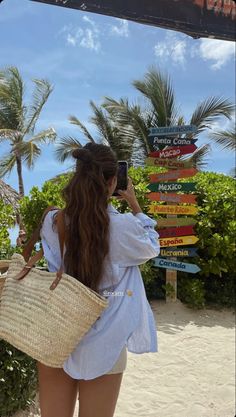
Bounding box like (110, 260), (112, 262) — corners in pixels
(37, 361), (79, 417)
(78, 373), (123, 417)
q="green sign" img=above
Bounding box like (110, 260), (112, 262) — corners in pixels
(148, 182), (196, 192)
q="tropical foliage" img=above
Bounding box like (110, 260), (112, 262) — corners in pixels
(0, 67), (56, 197)
(55, 68), (234, 168)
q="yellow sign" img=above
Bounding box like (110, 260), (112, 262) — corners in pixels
(148, 204), (198, 215)
(160, 235), (199, 247)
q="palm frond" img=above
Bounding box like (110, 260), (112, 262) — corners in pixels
(18, 141), (41, 169)
(27, 127), (57, 144)
(0, 67), (24, 131)
(208, 127), (236, 151)
(190, 97), (234, 136)
(54, 136), (83, 162)
(181, 144), (211, 170)
(23, 79), (53, 135)
(69, 115), (95, 143)
(0, 153), (16, 177)
(132, 67), (179, 126)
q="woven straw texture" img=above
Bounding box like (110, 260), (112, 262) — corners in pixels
(0, 276), (6, 296)
(0, 253), (109, 367)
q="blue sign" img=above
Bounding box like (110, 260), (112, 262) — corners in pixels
(149, 125), (197, 136)
(160, 247), (199, 257)
(153, 258), (200, 274)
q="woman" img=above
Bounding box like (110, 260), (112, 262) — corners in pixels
(37, 143), (160, 417)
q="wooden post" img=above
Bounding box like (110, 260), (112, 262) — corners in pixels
(165, 207), (177, 302)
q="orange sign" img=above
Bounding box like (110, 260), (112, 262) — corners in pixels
(149, 168), (198, 182)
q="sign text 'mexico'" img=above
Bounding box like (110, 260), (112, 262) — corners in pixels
(148, 182), (196, 192)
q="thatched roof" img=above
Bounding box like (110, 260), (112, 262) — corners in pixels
(0, 179), (20, 212)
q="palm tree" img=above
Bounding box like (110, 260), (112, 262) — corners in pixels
(55, 100), (135, 164)
(0, 67), (56, 197)
(208, 124), (236, 177)
(103, 67), (234, 169)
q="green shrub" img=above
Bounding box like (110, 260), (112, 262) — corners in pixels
(0, 341), (38, 417)
(0, 202), (15, 258)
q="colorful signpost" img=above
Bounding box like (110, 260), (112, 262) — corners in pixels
(157, 217), (196, 228)
(147, 192), (197, 204)
(149, 168), (198, 182)
(160, 247), (199, 258)
(148, 136), (198, 150)
(148, 182), (196, 192)
(146, 157), (192, 169)
(158, 225), (195, 238)
(160, 235), (199, 247)
(146, 124), (200, 302)
(149, 144), (197, 159)
(148, 205), (198, 215)
(153, 258), (200, 274)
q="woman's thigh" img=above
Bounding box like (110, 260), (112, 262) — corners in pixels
(78, 372), (124, 417)
(37, 361), (79, 417)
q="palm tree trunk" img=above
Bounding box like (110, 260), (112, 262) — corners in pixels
(16, 156), (24, 197)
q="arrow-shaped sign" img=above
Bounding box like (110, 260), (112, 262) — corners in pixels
(158, 225), (195, 238)
(145, 157), (192, 169)
(149, 125), (197, 136)
(148, 182), (196, 193)
(149, 168), (198, 182)
(149, 205), (198, 215)
(149, 144), (197, 159)
(152, 258), (201, 274)
(148, 136), (198, 150)
(157, 218), (197, 228)
(147, 192), (197, 204)
(160, 235), (199, 247)
(160, 247), (199, 257)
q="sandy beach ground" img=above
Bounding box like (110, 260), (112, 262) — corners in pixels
(14, 299), (235, 417)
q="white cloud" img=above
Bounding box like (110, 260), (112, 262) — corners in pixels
(198, 39), (235, 70)
(110, 19), (129, 37)
(154, 32), (187, 67)
(60, 22), (100, 52)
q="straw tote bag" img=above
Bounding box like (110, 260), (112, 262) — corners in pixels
(0, 206), (109, 367)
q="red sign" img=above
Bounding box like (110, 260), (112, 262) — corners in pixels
(158, 225), (195, 238)
(147, 192), (197, 204)
(149, 168), (198, 182)
(149, 145), (197, 159)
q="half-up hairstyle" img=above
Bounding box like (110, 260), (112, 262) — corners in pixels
(62, 143), (118, 293)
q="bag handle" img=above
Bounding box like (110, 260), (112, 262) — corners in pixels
(15, 206), (66, 290)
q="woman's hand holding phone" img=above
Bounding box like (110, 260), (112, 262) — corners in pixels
(117, 178), (142, 215)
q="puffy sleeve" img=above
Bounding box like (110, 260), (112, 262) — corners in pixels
(109, 211), (160, 267)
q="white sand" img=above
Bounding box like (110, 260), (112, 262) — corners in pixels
(13, 300), (235, 417)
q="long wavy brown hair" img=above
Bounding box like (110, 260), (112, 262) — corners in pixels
(61, 143), (118, 293)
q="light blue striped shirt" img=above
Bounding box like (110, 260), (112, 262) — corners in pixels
(40, 204), (160, 380)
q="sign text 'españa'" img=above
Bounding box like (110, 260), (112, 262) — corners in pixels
(159, 235), (199, 247)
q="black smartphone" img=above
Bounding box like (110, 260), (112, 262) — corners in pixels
(112, 161), (128, 196)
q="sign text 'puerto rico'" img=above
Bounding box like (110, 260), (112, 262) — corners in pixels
(149, 204), (198, 215)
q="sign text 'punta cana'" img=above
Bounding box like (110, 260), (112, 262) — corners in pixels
(148, 136), (197, 149)
(148, 182), (196, 193)
(149, 168), (198, 182)
(149, 144), (197, 159)
(159, 235), (199, 247)
(149, 205), (198, 215)
(153, 258), (200, 274)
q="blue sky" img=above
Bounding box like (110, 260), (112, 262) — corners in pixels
(0, 0), (235, 199)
